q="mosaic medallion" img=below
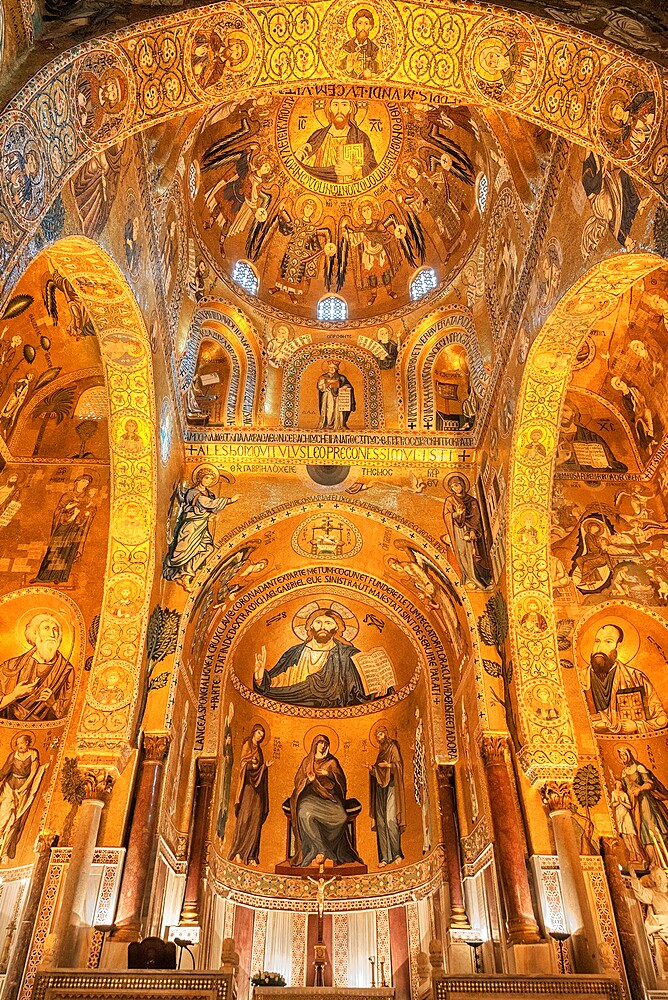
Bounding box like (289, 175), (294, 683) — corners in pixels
(291, 513), (363, 559)
(276, 94), (404, 198)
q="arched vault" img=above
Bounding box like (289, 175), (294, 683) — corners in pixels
(507, 251), (665, 781)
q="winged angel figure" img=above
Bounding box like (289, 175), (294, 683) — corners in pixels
(163, 466), (240, 590)
(335, 197), (425, 305)
(248, 192), (424, 305)
(199, 106), (281, 259)
(247, 195), (337, 303)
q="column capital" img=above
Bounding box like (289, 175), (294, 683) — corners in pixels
(36, 831), (58, 854)
(142, 731), (172, 762)
(540, 780), (573, 814)
(479, 734), (508, 766)
(82, 768), (115, 802)
(197, 757), (217, 784)
(436, 763), (455, 786)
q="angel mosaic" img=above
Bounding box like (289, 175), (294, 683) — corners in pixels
(163, 466), (240, 589)
(580, 152), (644, 257)
(337, 198), (406, 306)
(193, 97), (483, 316)
(387, 542), (463, 643)
(266, 197), (337, 303)
(200, 110), (279, 260)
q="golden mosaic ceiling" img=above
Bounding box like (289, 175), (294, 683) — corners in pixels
(189, 96), (488, 323)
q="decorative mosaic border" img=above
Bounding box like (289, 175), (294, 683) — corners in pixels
(210, 847), (445, 908)
(20, 847), (124, 1000)
(403, 307), (488, 429)
(179, 303), (260, 427)
(20, 240), (158, 755)
(507, 252), (664, 779)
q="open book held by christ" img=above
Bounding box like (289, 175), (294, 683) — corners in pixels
(353, 647), (395, 697)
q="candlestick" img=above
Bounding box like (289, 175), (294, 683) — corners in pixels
(465, 938), (484, 974)
(379, 958), (387, 987)
(369, 956), (376, 988)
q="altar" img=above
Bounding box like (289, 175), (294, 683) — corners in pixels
(31, 970), (234, 1000)
(254, 989), (395, 1000)
(30, 978), (394, 1000)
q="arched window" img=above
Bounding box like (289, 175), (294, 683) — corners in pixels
(231, 260), (259, 295)
(410, 268), (438, 302)
(477, 172), (489, 214)
(317, 295), (348, 322)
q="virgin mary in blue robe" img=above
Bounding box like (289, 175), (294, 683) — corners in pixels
(289, 735), (362, 868)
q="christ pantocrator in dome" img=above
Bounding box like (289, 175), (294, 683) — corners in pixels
(294, 99), (378, 185)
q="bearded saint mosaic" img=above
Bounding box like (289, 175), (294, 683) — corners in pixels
(190, 94), (486, 320)
(576, 608), (668, 737)
(229, 590), (425, 713)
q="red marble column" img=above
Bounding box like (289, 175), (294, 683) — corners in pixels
(112, 732), (171, 941)
(389, 905), (410, 1000)
(3, 832), (57, 1000)
(233, 905), (255, 1000)
(180, 757), (217, 926)
(436, 765), (470, 928)
(479, 735), (541, 945)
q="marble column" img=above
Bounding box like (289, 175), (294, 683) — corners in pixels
(436, 765), (470, 928)
(479, 735), (541, 944)
(541, 782), (600, 973)
(112, 732), (171, 941)
(601, 836), (644, 999)
(52, 769), (114, 968)
(2, 832), (57, 1000)
(180, 757), (217, 927)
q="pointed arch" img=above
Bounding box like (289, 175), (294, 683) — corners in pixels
(402, 307), (489, 430)
(5, 236), (157, 753)
(165, 498), (490, 764)
(507, 251), (665, 780)
(179, 302), (261, 427)
(0, 2), (666, 290)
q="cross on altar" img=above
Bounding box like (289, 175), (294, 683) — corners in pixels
(307, 870), (337, 986)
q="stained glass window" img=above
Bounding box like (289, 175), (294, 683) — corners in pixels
(317, 296), (348, 322)
(477, 172), (489, 213)
(410, 268), (438, 301)
(231, 260), (259, 294)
